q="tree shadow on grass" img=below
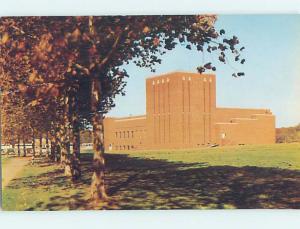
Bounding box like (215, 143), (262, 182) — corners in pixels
(105, 154), (300, 209)
(5, 152), (300, 210)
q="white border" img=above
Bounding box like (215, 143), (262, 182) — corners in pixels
(0, 0), (299, 16)
(0, 0), (300, 228)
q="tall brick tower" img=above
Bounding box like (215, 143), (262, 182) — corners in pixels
(146, 72), (216, 149)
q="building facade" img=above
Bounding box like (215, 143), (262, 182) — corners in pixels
(104, 72), (275, 151)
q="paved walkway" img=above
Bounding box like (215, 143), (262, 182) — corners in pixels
(2, 157), (30, 189)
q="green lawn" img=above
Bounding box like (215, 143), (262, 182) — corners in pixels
(2, 143), (300, 210)
(120, 143), (300, 170)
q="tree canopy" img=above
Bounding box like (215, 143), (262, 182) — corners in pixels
(0, 15), (245, 203)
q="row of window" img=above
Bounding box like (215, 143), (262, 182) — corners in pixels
(115, 130), (146, 139)
(115, 145), (134, 150)
(116, 131), (133, 138)
(151, 77), (213, 85)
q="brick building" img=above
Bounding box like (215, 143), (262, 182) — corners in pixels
(103, 72), (275, 151)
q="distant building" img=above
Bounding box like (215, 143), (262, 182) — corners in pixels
(104, 72), (275, 151)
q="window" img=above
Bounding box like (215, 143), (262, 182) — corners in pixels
(131, 131), (134, 138)
(127, 145), (130, 150)
(115, 132), (118, 138)
(221, 133), (226, 139)
(119, 131), (122, 138)
(127, 131), (130, 138)
(123, 131), (126, 138)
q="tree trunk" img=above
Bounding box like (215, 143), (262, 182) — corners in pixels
(54, 133), (60, 162)
(32, 132), (36, 157)
(46, 132), (50, 157)
(39, 133), (43, 156)
(73, 123), (81, 159)
(49, 130), (57, 161)
(57, 96), (72, 177)
(17, 137), (20, 157)
(70, 111), (81, 180)
(50, 140), (54, 160)
(66, 92), (82, 181)
(23, 139), (26, 157)
(12, 143), (15, 155)
(90, 77), (108, 202)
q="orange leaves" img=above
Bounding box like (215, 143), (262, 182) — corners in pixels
(2, 94), (9, 105)
(28, 71), (44, 84)
(17, 41), (25, 50)
(39, 33), (53, 52)
(28, 99), (39, 107)
(18, 83), (28, 93)
(194, 15), (217, 31)
(67, 67), (72, 73)
(71, 28), (81, 42)
(28, 72), (36, 83)
(1, 32), (9, 44)
(34, 33), (53, 61)
(143, 26), (150, 34)
(18, 80), (60, 102)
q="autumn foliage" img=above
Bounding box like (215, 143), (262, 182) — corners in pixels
(0, 16), (244, 204)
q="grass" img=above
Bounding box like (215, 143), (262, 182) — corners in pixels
(2, 163), (87, 211)
(2, 143), (300, 210)
(1, 156), (12, 166)
(123, 143), (300, 170)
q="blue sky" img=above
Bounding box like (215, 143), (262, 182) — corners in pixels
(107, 15), (300, 128)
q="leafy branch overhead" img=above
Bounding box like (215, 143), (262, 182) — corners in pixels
(0, 16), (245, 108)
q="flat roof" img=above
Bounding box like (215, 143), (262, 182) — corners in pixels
(217, 107), (271, 112)
(146, 71), (215, 80)
(106, 115), (146, 122)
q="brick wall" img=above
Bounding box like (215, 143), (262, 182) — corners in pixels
(103, 116), (147, 151)
(215, 108), (275, 145)
(103, 71), (276, 151)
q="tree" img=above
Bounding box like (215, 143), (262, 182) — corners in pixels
(83, 15), (244, 203)
(0, 15), (244, 204)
